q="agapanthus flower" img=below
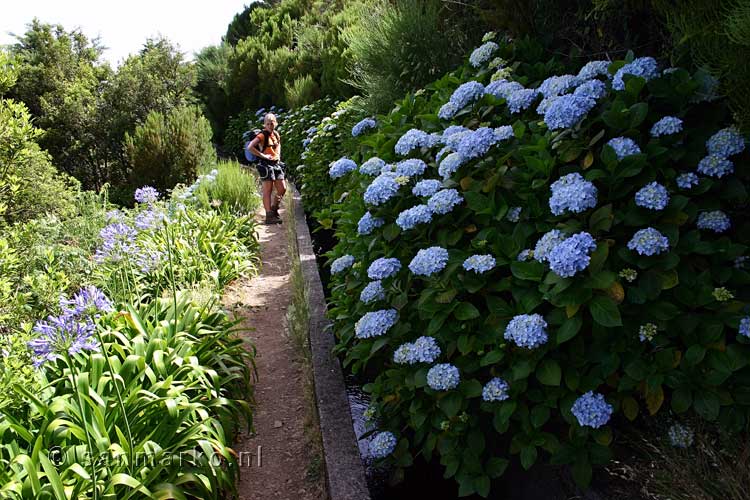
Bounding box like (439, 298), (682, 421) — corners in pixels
(135, 209), (165, 231)
(639, 323), (657, 342)
(506, 88), (539, 113)
(612, 57), (659, 90)
(60, 286), (113, 319)
(360, 280), (386, 304)
(697, 211), (730, 233)
(396, 204), (433, 230)
(358, 212), (385, 235)
(485, 79), (524, 100)
(577, 60), (611, 80)
(457, 127), (511, 159)
(329, 157), (357, 179)
(135, 247), (163, 274)
(364, 172), (400, 205)
(428, 189), (463, 215)
(549, 173), (598, 215)
(360, 157), (386, 176)
(740, 317), (750, 338)
(105, 209), (125, 223)
(707, 127), (746, 157)
(355, 309), (398, 339)
(507, 206), (522, 222)
(697, 155), (734, 178)
(134, 186), (159, 204)
(438, 101), (460, 120)
(409, 246), (449, 276)
(543, 95), (596, 130)
(449, 81), (486, 109)
(676, 173), (699, 189)
(571, 391), (613, 428)
(368, 257), (402, 280)
(331, 255), (356, 274)
(668, 423), (694, 448)
(635, 182), (670, 210)
(412, 179), (443, 197)
(547, 232), (597, 277)
(395, 129), (437, 156)
(469, 41), (499, 67)
(369, 431), (397, 459)
(29, 314), (99, 367)
(573, 79), (608, 100)
(504, 313), (548, 349)
(352, 118), (377, 137)
(538, 74), (580, 97)
(395, 159), (427, 177)
(628, 227), (670, 256)
(439, 152), (466, 179)
(534, 229), (567, 263)
(427, 363), (460, 391)
(463, 254), (496, 274)
(94, 223), (138, 263)
(482, 378), (510, 402)
(650, 116), (683, 137)
(607, 137), (641, 160)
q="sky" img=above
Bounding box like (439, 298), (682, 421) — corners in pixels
(0, 0), (252, 67)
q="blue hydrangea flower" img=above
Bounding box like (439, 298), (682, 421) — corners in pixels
(536, 96), (559, 115)
(577, 60), (610, 80)
(361, 280), (386, 304)
(395, 129), (437, 156)
(457, 127), (510, 159)
(29, 314), (99, 367)
(507, 89), (539, 113)
(134, 186), (159, 204)
(507, 206), (522, 222)
(549, 173), (598, 215)
(355, 309), (398, 339)
(442, 125), (470, 139)
(697, 155), (734, 178)
(396, 204), (433, 230)
(485, 79), (524, 99)
(427, 189), (463, 215)
(394, 336), (441, 364)
(360, 157), (386, 176)
(412, 179), (443, 197)
(409, 246), (449, 276)
(443, 129), (471, 151)
(449, 81), (486, 109)
(518, 249), (533, 261)
(369, 431), (397, 459)
(573, 79), (608, 100)
(494, 126), (514, 142)
(438, 101), (460, 120)
(427, 363), (460, 390)
(628, 227), (670, 256)
(707, 127), (746, 157)
(538, 74), (580, 97)
(612, 57), (659, 90)
(395, 159), (427, 177)
(504, 314), (548, 349)
(368, 257), (402, 279)
(635, 182), (670, 210)
(469, 41), (499, 67)
(534, 229), (567, 263)
(697, 211), (730, 233)
(358, 212), (385, 235)
(543, 95), (596, 130)
(668, 424), (694, 448)
(364, 172), (400, 205)
(94, 223), (138, 263)
(548, 232), (597, 278)
(734, 256), (748, 269)
(352, 117), (377, 137)
(571, 391), (613, 428)
(650, 116), (683, 137)
(482, 378), (510, 402)
(438, 152), (465, 179)
(740, 316), (750, 338)
(436, 146), (451, 162)
(463, 254), (496, 274)
(676, 173), (699, 189)
(607, 137), (641, 160)
(329, 157), (357, 179)
(331, 255), (355, 274)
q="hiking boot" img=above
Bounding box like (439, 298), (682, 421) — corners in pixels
(264, 213), (282, 225)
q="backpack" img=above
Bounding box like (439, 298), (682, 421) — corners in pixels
(244, 129), (275, 163)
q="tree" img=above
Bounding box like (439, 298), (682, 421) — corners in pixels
(195, 43), (234, 145)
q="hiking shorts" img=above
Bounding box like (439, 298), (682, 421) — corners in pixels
(256, 159), (285, 181)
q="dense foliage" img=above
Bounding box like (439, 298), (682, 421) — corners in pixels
(301, 35), (749, 496)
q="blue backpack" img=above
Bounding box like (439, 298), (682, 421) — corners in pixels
(243, 129), (271, 163)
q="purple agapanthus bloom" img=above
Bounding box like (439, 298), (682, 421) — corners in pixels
(60, 286), (114, 318)
(29, 314), (99, 367)
(94, 223), (138, 263)
(134, 186), (160, 204)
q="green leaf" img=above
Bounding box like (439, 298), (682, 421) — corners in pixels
(589, 204), (614, 233)
(530, 405), (551, 428)
(694, 391), (720, 420)
(684, 345), (706, 366)
(671, 387), (692, 414)
(557, 315), (583, 344)
(510, 261), (544, 281)
(455, 302), (481, 320)
(589, 296), (622, 327)
(629, 102), (648, 128)
(462, 379), (484, 398)
(571, 460), (593, 487)
(439, 392), (463, 417)
(382, 223), (400, 241)
(486, 457), (509, 478)
(520, 445), (538, 470)
(480, 350), (503, 367)
(536, 360), (561, 386)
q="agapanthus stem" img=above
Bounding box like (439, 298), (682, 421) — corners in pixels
(65, 352), (99, 500)
(164, 222), (179, 338)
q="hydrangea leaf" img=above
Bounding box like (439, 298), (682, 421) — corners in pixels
(588, 296), (622, 327)
(536, 359), (562, 386)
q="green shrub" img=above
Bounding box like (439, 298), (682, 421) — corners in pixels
(124, 106), (214, 194)
(312, 36), (749, 496)
(195, 160), (261, 215)
(285, 74), (321, 109)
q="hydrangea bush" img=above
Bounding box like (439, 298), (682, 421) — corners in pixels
(309, 35), (749, 496)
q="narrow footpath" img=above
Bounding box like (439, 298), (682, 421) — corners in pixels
(223, 204), (325, 500)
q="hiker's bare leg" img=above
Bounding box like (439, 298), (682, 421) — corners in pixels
(262, 180), (273, 212)
(273, 179), (286, 207)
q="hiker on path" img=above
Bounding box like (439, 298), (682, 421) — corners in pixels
(248, 113), (286, 224)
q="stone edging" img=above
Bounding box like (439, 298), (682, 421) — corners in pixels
(291, 188), (371, 500)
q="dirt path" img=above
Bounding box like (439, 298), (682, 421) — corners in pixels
(223, 205), (325, 500)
